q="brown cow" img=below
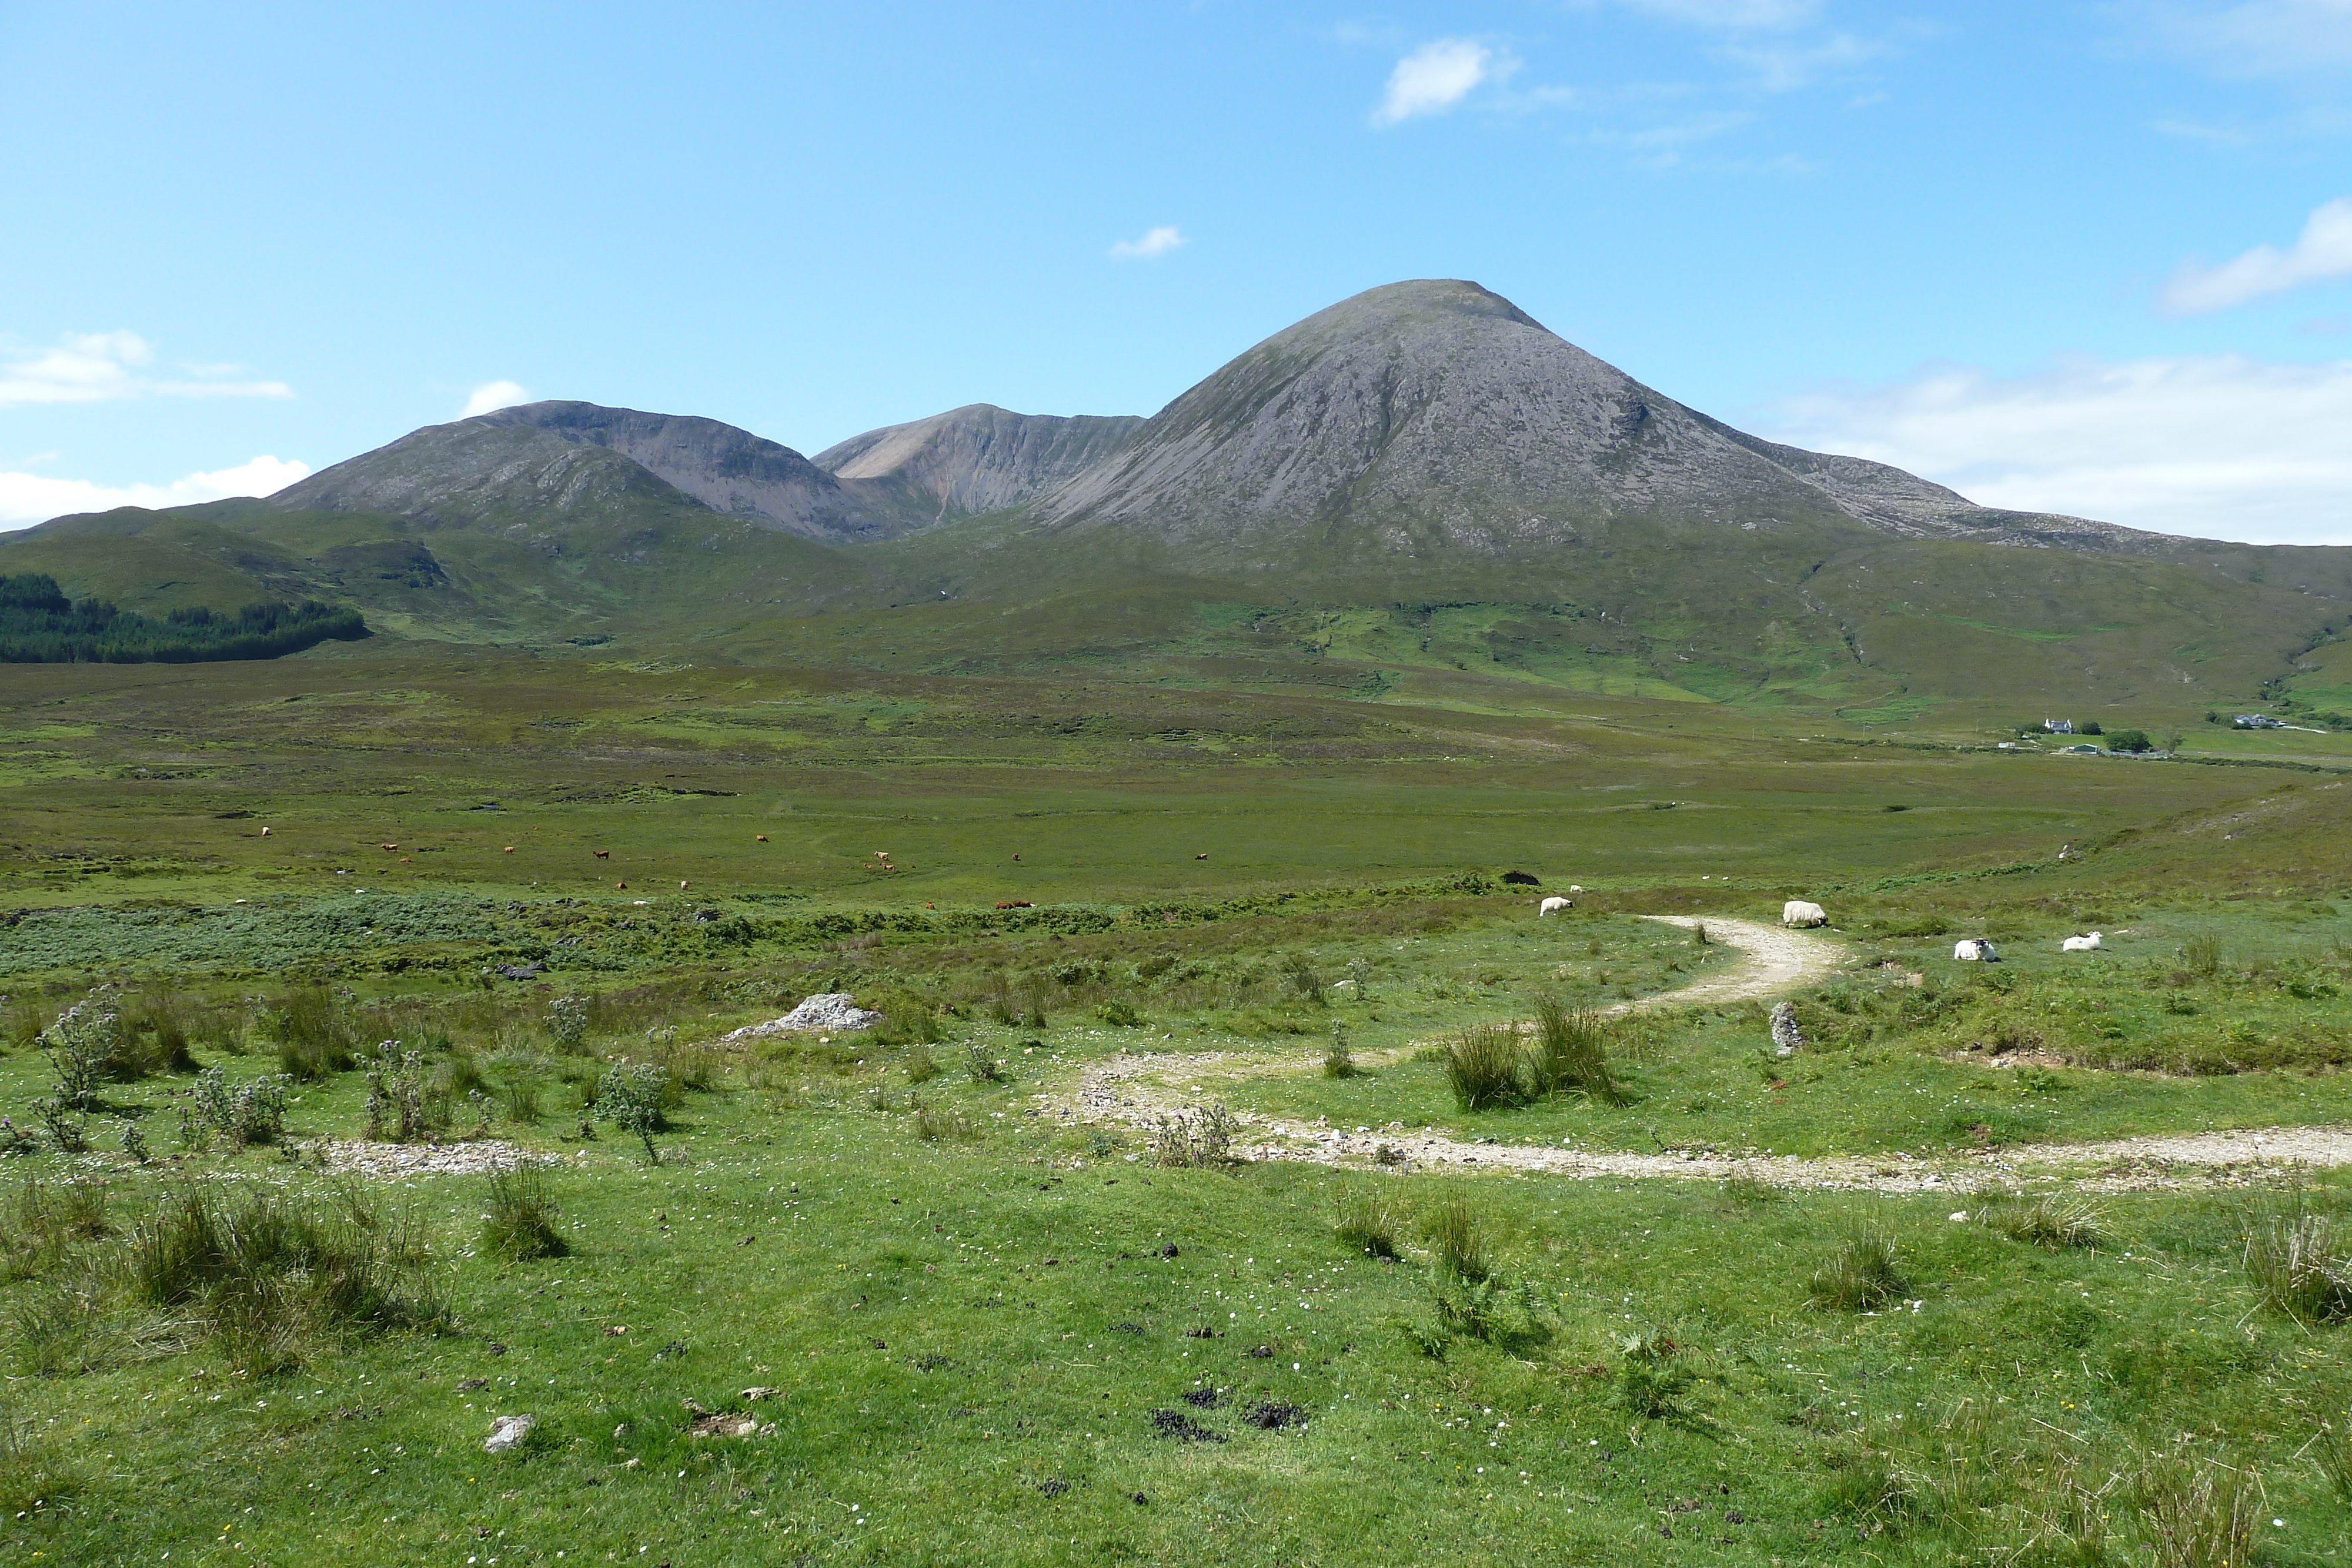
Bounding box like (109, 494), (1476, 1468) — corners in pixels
(381, 843), (398, 851)
(594, 850), (610, 860)
(756, 834), (769, 842)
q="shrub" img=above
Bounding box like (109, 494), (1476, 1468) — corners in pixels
(965, 1042), (1007, 1084)
(547, 994), (591, 1052)
(1096, 999), (1145, 1027)
(1420, 1199), (1491, 1283)
(1443, 1023), (1527, 1111)
(189, 1066), (290, 1148)
(1322, 1020), (1358, 1079)
(594, 1064), (670, 1164)
(1150, 1103), (1240, 1168)
(1282, 954), (1325, 1007)
(1809, 1232), (1907, 1312)
(363, 1044), (431, 1142)
(480, 1167), (567, 1261)
(263, 989), (361, 1081)
(2107, 728), (2152, 753)
(2243, 1208), (2352, 1324)
(36, 989), (123, 1108)
(1334, 1190), (1405, 1258)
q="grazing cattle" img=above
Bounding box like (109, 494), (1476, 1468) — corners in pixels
(380, 843), (398, 851)
(1782, 900), (1828, 927)
(679, 880), (690, 890)
(2061, 932), (2104, 952)
(615, 880), (626, 890)
(1538, 896), (1572, 917)
(503, 845), (515, 853)
(756, 834), (769, 842)
(594, 850), (610, 860)
(1954, 938), (1997, 962)
(1195, 853), (1209, 860)
(995, 900), (1033, 910)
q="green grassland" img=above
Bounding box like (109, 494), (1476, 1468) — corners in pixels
(8, 646), (2352, 1565)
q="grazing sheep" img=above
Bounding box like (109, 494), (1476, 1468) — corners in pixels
(1954, 938), (1997, 962)
(2061, 932), (2103, 952)
(1538, 896), (1571, 917)
(1782, 900), (1828, 928)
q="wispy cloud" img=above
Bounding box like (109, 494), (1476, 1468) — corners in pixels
(2130, 0), (2352, 80)
(2161, 197), (2352, 312)
(1107, 225), (1187, 261)
(1373, 39), (1503, 125)
(0, 454), (310, 530)
(1616, 0), (1822, 28)
(460, 379), (531, 417)
(1756, 352), (2352, 545)
(0, 331), (291, 407)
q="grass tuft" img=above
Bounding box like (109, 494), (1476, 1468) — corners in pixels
(1419, 1199), (1491, 1283)
(481, 1166), (567, 1262)
(2137, 1455), (2257, 1568)
(1333, 1189), (1405, 1259)
(1979, 1191), (2106, 1250)
(1442, 1023), (1525, 1111)
(2242, 1206), (2352, 1323)
(1808, 1231), (1907, 1313)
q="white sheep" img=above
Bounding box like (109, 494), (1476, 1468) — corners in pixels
(1537, 896), (1571, 917)
(1954, 938), (1997, 961)
(2060, 932), (2103, 952)
(1782, 900), (1827, 928)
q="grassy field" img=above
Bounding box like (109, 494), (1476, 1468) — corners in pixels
(6, 647), (2352, 1565)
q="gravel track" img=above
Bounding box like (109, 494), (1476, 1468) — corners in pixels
(1039, 915), (2352, 1192)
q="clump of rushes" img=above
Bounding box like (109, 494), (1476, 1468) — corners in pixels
(263, 988), (360, 1081)
(480, 1166), (567, 1261)
(1443, 1023), (1525, 1111)
(2137, 1454), (2257, 1568)
(913, 1101), (977, 1142)
(1334, 1189), (1405, 1259)
(1808, 1231), (1907, 1312)
(1977, 1191), (2104, 1250)
(1323, 1020), (1358, 1079)
(1419, 1199), (1491, 1283)
(1528, 997), (1625, 1102)
(904, 1045), (940, 1085)
(2243, 1206), (2352, 1324)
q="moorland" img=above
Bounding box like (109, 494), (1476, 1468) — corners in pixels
(4, 280), (2352, 1566)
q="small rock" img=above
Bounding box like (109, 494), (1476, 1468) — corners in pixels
(740, 1386), (781, 1401)
(484, 1414), (536, 1453)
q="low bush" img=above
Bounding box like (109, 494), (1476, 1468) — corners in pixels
(1322, 1020), (1358, 1079)
(185, 1066), (290, 1148)
(1809, 1232), (1907, 1312)
(1615, 1328), (1696, 1420)
(594, 1064), (671, 1164)
(1150, 1103), (1240, 1168)
(965, 1042), (1007, 1084)
(904, 1045), (940, 1085)
(480, 1166), (567, 1261)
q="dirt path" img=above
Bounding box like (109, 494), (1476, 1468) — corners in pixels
(1038, 915), (2352, 1193)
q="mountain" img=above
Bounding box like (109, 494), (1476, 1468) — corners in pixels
(813, 405), (1144, 523)
(1029, 279), (2153, 557)
(11, 277), (2352, 717)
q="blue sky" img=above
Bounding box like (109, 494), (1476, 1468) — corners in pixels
(4, 1), (2351, 541)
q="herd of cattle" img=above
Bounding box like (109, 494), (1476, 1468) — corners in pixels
(1534, 892), (2106, 960)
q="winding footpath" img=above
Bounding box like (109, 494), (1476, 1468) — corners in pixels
(1037, 915), (2352, 1193)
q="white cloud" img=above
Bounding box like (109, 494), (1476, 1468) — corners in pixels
(2161, 198), (2352, 312)
(460, 379), (531, 417)
(1107, 226), (1187, 261)
(0, 330), (291, 407)
(1756, 353), (2352, 545)
(1374, 39), (1498, 125)
(0, 455), (310, 530)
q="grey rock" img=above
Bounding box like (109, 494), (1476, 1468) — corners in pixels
(483, 1413), (536, 1453)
